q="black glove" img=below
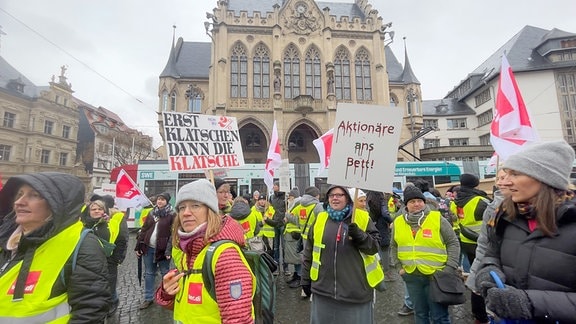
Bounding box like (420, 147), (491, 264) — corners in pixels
(475, 265), (505, 296)
(301, 284), (312, 297)
(486, 285), (533, 320)
(347, 223), (368, 244)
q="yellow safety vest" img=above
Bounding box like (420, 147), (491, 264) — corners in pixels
(172, 242), (255, 324)
(237, 211), (258, 240)
(289, 203), (317, 240)
(393, 211), (447, 275)
(139, 207), (153, 228)
(251, 206), (275, 238)
(0, 221), (84, 323)
(452, 197), (485, 244)
(309, 209), (384, 288)
(388, 196), (397, 214)
(108, 211), (125, 243)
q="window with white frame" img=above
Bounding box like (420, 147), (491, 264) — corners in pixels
(283, 44), (300, 99)
(41, 149), (50, 164)
(334, 47), (351, 100)
(0, 144), (11, 161)
(253, 44), (271, 99)
(3, 112), (15, 128)
(448, 138), (469, 146)
(44, 120), (54, 134)
(477, 110), (493, 127)
(59, 152), (68, 166)
(447, 118), (467, 130)
(423, 139), (440, 148)
(62, 125), (71, 139)
(479, 133), (491, 146)
(231, 43), (248, 98)
(423, 119), (438, 129)
(355, 48), (372, 101)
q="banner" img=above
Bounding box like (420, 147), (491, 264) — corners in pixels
(162, 112), (245, 171)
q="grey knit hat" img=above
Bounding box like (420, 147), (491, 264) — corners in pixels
(175, 179), (219, 214)
(503, 140), (575, 190)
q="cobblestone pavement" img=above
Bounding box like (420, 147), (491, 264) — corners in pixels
(107, 233), (473, 323)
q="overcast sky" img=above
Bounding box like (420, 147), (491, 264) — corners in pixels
(1, 0), (574, 147)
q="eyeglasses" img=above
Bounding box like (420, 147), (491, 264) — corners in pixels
(177, 203), (205, 212)
(328, 193), (346, 199)
(217, 190), (231, 195)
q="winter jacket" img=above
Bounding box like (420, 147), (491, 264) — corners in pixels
(301, 206), (381, 303)
(0, 172), (111, 323)
(80, 209), (129, 265)
(466, 190), (504, 291)
(156, 216), (253, 324)
(265, 191), (286, 228)
(481, 197), (576, 322)
(136, 204), (175, 261)
(366, 192), (393, 247)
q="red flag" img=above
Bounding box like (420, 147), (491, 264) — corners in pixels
(312, 128), (334, 175)
(0, 173), (3, 191)
(490, 54), (539, 160)
(116, 169), (149, 210)
(264, 121), (282, 192)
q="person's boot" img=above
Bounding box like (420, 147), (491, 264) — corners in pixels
(285, 273), (298, 284)
(288, 274), (301, 288)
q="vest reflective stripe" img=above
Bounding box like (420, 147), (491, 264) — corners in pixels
(252, 206), (275, 238)
(458, 196), (486, 244)
(108, 212), (124, 243)
(237, 211), (258, 240)
(388, 197), (396, 213)
(309, 210), (384, 288)
(173, 242), (255, 323)
(139, 207), (153, 227)
(0, 221), (84, 322)
(393, 211), (447, 275)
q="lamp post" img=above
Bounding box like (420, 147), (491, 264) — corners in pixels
(406, 89), (418, 160)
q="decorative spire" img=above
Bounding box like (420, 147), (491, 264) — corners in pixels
(400, 37), (420, 85)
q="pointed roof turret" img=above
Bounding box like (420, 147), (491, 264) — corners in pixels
(400, 37), (420, 85)
(160, 26), (180, 78)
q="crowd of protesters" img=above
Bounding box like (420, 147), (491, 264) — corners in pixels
(1, 140), (575, 323)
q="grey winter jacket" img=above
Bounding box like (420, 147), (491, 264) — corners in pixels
(0, 172), (111, 323)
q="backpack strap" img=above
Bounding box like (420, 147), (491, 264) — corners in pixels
(202, 240), (237, 301)
(59, 228), (92, 286)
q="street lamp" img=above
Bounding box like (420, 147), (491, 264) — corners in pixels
(406, 88), (419, 160)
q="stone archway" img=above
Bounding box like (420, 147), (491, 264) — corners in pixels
(286, 123), (320, 164)
(238, 122), (267, 163)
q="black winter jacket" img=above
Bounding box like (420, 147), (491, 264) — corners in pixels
(0, 172), (111, 323)
(137, 204), (175, 261)
(482, 198), (576, 322)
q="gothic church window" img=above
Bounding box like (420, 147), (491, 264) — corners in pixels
(253, 44), (271, 99)
(162, 90), (169, 111)
(305, 46), (322, 99)
(231, 43), (248, 98)
(334, 48), (351, 100)
(355, 48), (372, 101)
(284, 44), (301, 99)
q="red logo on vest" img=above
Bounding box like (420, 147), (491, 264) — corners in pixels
(188, 283), (203, 304)
(422, 229), (433, 238)
(8, 271), (41, 295)
(241, 221), (251, 233)
(299, 208), (307, 220)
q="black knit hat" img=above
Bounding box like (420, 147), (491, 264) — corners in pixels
(214, 178), (227, 190)
(403, 186), (425, 204)
(460, 173), (479, 188)
(157, 192), (171, 202)
(304, 186), (320, 197)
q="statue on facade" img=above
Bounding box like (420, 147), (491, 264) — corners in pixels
(274, 74), (281, 92)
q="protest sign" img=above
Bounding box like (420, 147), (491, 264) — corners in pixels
(279, 159), (291, 193)
(327, 103), (403, 192)
(162, 112), (245, 171)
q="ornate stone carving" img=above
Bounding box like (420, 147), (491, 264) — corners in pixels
(285, 2), (319, 35)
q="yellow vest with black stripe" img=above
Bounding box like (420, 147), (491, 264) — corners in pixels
(108, 211), (125, 243)
(309, 209), (384, 288)
(251, 206), (275, 238)
(393, 211), (447, 275)
(456, 196), (486, 244)
(289, 203), (317, 240)
(172, 242), (255, 324)
(0, 221), (84, 323)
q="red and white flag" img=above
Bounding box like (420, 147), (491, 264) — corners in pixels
(264, 120), (282, 192)
(312, 128), (334, 176)
(490, 54), (539, 161)
(116, 169), (149, 211)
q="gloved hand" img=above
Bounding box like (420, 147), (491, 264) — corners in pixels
(347, 223), (368, 245)
(486, 285), (533, 320)
(301, 284), (312, 297)
(475, 265), (506, 296)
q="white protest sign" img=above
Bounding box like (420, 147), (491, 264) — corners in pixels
(162, 112), (245, 171)
(327, 103), (403, 192)
(279, 159), (291, 193)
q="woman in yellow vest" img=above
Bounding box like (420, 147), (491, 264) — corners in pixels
(155, 179), (254, 324)
(0, 172), (111, 323)
(301, 185), (384, 324)
(81, 196), (129, 316)
(391, 185), (460, 324)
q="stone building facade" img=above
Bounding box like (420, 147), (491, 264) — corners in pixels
(158, 0), (423, 169)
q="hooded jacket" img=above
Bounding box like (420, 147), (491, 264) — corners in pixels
(0, 172), (111, 323)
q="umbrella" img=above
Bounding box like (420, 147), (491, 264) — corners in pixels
(137, 254), (142, 285)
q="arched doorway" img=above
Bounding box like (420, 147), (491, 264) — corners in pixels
(239, 123), (267, 163)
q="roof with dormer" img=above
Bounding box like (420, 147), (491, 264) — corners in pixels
(422, 98), (475, 117)
(0, 55), (38, 98)
(160, 38), (211, 79)
(446, 25), (576, 100)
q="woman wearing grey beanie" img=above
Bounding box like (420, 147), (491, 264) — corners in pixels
(475, 140), (576, 322)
